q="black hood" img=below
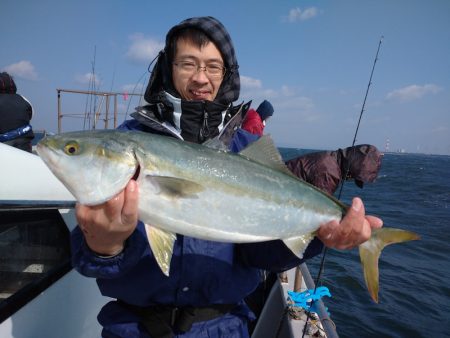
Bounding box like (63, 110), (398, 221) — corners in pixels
(0, 72), (17, 94)
(338, 144), (382, 188)
(144, 16), (240, 106)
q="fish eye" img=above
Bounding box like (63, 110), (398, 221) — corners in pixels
(64, 141), (80, 155)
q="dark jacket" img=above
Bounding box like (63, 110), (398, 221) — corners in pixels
(0, 72), (34, 152)
(285, 144), (382, 195)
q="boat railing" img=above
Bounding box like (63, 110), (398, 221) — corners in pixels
(0, 200), (76, 211)
(252, 263), (339, 338)
(56, 88), (144, 133)
(298, 263), (338, 338)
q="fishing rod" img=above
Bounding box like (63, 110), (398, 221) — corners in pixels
(301, 36), (384, 338)
(337, 35), (384, 199)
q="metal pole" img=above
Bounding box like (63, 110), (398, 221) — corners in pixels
(293, 266), (303, 292)
(114, 94), (118, 128)
(57, 90), (62, 133)
(54, 89), (142, 131)
(93, 95), (105, 130)
(105, 94), (110, 129)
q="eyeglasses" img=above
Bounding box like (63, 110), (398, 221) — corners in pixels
(173, 61), (226, 79)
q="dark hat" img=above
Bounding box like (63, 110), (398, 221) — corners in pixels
(256, 100), (274, 121)
(0, 72), (17, 94)
(339, 144), (382, 188)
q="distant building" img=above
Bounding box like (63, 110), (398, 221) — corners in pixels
(385, 138), (390, 152)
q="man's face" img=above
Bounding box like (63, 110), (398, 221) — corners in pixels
(172, 38), (224, 102)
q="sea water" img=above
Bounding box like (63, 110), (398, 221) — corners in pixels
(279, 150), (450, 338)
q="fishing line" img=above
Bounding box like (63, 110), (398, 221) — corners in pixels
(301, 36), (384, 338)
(122, 51), (161, 122)
(122, 70), (149, 123)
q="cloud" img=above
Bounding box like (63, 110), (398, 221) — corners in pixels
(126, 33), (164, 64)
(386, 84), (442, 101)
(285, 7), (318, 23)
(241, 75), (262, 89)
(2, 60), (38, 80)
(432, 126), (448, 133)
(278, 96), (315, 114)
(281, 85), (296, 97)
(75, 72), (101, 87)
(240, 78), (307, 108)
(238, 74), (318, 126)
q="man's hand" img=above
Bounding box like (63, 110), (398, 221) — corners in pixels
(76, 180), (139, 256)
(317, 197), (383, 250)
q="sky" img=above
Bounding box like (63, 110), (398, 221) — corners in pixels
(2, 0), (450, 155)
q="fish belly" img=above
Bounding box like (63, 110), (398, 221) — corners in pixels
(138, 183), (339, 243)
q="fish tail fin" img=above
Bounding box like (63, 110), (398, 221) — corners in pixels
(359, 227), (420, 303)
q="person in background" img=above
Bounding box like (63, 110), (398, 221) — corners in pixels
(241, 99), (274, 136)
(0, 72), (34, 152)
(286, 144), (383, 195)
(72, 16), (383, 338)
(229, 100), (273, 152)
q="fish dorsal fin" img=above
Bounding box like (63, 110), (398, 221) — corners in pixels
(144, 176), (204, 199)
(144, 224), (177, 276)
(239, 135), (298, 178)
(282, 233), (315, 259)
(202, 136), (228, 151)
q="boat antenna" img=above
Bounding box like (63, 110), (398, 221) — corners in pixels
(84, 45), (98, 130)
(301, 36), (384, 338)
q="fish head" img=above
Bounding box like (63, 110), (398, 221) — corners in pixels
(36, 131), (138, 205)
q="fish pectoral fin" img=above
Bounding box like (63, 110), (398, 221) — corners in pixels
(282, 233), (315, 259)
(144, 224), (177, 276)
(359, 227), (420, 303)
(144, 175), (204, 199)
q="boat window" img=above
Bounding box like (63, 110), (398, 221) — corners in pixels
(0, 208), (71, 323)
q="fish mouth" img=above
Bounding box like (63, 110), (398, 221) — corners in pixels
(35, 142), (45, 155)
(36, 141), (59, 168)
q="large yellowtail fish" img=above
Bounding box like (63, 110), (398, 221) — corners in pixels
(36, 130), (419, 302)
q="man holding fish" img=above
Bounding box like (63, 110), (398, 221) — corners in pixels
(40, 16), (391, 338)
